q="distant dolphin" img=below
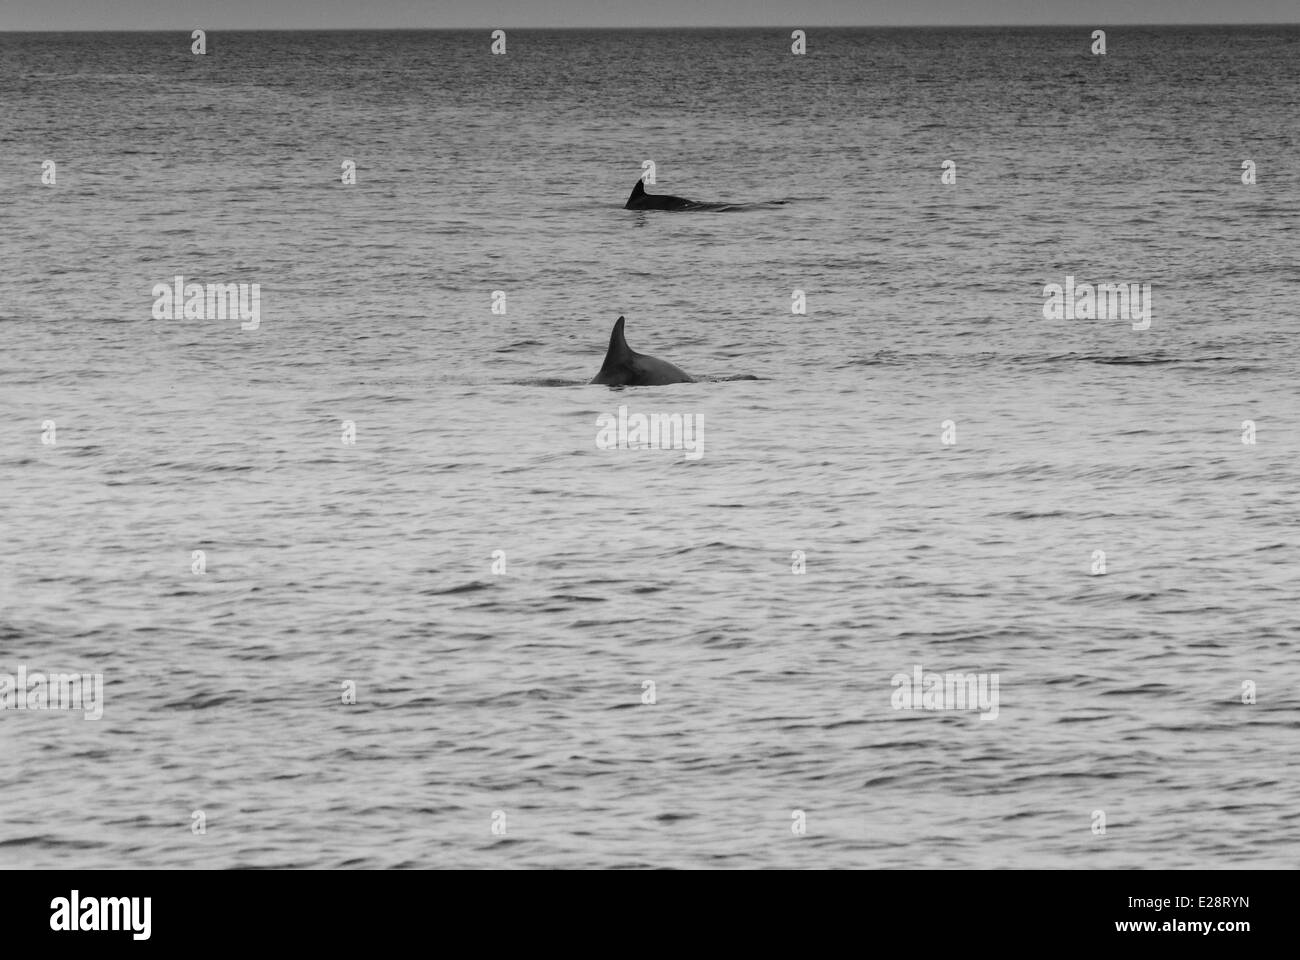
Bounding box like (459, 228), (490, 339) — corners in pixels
(591, 316), (694, 386)
(624, 178), (787, 212)
(625, 179), (708, 211)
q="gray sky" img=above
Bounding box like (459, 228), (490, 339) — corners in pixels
(1, 0), (1296, 30)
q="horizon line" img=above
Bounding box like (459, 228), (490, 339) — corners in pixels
(1, 22), (1298, 32)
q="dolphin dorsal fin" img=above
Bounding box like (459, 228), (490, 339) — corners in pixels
(608, 315), (631, 359)
(631, 179), (646, 198)
(592, 316), (634, 384)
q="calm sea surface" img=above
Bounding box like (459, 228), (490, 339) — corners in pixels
(0, 27), (1297, 868)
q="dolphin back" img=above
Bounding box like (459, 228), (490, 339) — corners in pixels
(625, 179), (698, 211)
(591, 316), (694, 386)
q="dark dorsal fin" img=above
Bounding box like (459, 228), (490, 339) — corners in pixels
(593, 316), (633, 382)
(630, 179), (646, 200)
(607, 315), (631, 360)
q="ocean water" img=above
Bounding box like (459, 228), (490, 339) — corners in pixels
(0, 27), (1297, 869)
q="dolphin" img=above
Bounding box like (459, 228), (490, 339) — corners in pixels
(591, 316), (694, 386)
(625, 179), (705, 211)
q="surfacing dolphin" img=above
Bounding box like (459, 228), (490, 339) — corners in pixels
(625, 179), (724, 211)
(624, 179), (787, 212)
(626, 179), (699, 210)
(591, 316), (694, 386)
